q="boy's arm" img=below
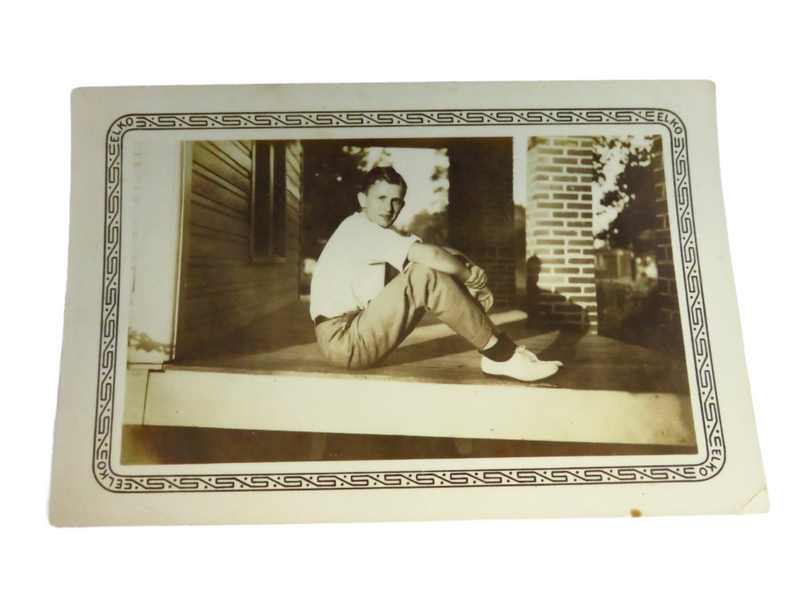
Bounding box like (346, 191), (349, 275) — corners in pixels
(407, 242), (488, 288)
(441, 246), (471, 265)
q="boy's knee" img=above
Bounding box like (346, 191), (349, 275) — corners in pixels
(406, 263), (442, 286)
(406, 263), (464, 297)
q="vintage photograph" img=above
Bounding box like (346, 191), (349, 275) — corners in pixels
(16, 4), (785, 591)
(121, 131), (696, 465)
(47, 81), (767, 526)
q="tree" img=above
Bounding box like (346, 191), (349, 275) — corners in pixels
(593, 137), (659, 255)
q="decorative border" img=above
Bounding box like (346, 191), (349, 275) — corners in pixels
(95, 108), (725, 493)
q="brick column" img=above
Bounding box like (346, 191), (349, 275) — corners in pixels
(652, 137), (682, 348)
(525, 137), (597, 331)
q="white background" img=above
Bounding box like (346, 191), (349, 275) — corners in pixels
(2, 1), (797, 598)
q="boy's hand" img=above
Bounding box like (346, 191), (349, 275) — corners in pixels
(464, 264), (488, 289)
(467, 285), (494, 312)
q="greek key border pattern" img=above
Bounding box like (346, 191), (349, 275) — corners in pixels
(96, 108), (725, 493)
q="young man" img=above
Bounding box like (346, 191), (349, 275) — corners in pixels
(310, 166), (562, 382)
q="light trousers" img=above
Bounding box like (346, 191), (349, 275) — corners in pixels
(315, 263), (496, 370)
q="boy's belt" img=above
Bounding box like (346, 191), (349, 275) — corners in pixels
(315, 310), (358, 327)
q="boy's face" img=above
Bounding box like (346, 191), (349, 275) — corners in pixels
(357, 180), (406, 228)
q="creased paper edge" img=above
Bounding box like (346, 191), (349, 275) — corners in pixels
(738, 487), (770, 514)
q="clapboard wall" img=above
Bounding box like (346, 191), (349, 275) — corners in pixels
(175, 140), (302, 357)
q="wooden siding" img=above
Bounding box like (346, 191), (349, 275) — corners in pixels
(176, 140), (303, 357)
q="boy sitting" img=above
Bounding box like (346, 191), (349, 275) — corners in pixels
(310, 166), (562, 382)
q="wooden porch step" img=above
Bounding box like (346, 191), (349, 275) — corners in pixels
(142, 369), (696, 447)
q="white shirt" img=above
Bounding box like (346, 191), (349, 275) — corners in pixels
(310, 212), (421, 320)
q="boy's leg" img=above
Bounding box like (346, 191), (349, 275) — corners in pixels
(316, 263), (495, 369)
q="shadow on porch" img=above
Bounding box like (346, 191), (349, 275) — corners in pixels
(170, 297), (691, 396)
(122, 298), (696, 465)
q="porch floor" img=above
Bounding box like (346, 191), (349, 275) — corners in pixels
(171, 297), (691, 396)
(128, 299), (696, 464)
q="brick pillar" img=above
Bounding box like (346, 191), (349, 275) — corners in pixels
(525, 137), (597, 331)
(448, 139), (515, 307)
(652, 137), (682, 348)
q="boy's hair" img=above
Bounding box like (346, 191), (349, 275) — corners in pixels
(360, 166), (408, 197)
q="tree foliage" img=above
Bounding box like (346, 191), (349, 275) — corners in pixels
(593, 137), (659, 255)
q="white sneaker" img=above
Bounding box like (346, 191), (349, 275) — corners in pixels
(481, 346), (563, 382)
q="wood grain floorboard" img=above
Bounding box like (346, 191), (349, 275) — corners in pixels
(171, 299), (690, 394)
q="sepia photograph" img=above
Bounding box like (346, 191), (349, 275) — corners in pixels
(48, 81), (765, 525)
(9, 4), (792, 597)
(121, 132), (697, 466)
